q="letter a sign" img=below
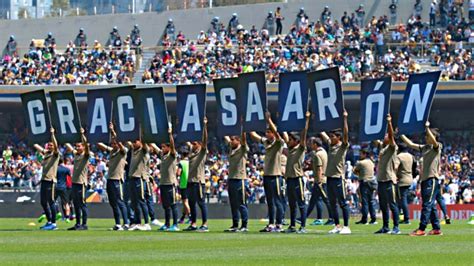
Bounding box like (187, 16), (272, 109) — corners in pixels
(359, 77), (392, 142)
(278, 71), (309, 132)
(21, 89), (51, 144)
(398, 71), (441, 134)
(308, 67), (344, 132)
(176, 84), (207, 142)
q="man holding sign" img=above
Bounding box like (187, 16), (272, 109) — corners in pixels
(281, 111), (310, 233)
(401, 123), (443, 236)
(66, 128), (92, 231)
(33, 127), (60, 231)
(320, 110), (351, 235)
(97, 123), (130, 231)
(250, 113), (285, 233)
(184, 117), (209, 232)
(373, 114), (401, 235)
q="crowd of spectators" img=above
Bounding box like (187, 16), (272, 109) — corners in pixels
(1, 127), (472, 209)
(144, 1), (473, 85)
(0, 26), (142, 85)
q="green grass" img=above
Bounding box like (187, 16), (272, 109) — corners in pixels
(0, 218), (472, 265)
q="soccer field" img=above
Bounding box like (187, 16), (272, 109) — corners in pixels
(0, 219), (472, 265)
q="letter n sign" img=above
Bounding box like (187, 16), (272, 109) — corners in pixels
(359, 77), (392, 142)
(398, 71), (441, 134)
(308, 67), (344, 132)
(21, 89), (51, 145)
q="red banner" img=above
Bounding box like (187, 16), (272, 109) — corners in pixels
(409, 204), (474, 220)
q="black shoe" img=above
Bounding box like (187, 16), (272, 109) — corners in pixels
(369, 220), (378, 225)
(355, 220), (368, 225)
(324, 219), (335, 226)
(259, 225), (274, 233)
(374, 228), (390, 234)
(67, 224), (81, 231)
(238, 227), (249, 233)
(80, 224), (88, 230)
(183, 225), (198, 231)
(283, 226), (297, 233)
(399, 220), (411, 225)
(224, 227), (238, 233)
(445, 218), (451, 224)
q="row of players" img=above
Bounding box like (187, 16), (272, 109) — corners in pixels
(34, 111), (443, 236)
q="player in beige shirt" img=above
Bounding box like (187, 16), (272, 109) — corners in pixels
(33, 127), (60, 230)
(224, 128), (249, 232)
(401, 122), (443, 236)
(125, 138), (152, 231)
(183, 117), (209, 232)
(280, 111), (310, 233)
(65, 128), (92, 231)
(320, 110), (351, 235)
(250, 112), (285, 233)
(396, 142), (416, 224)
(353, 149), (377, 225)
(373, 114), (400, 234)
(97, 123), (129, 230)
(306, 137), (334, 226)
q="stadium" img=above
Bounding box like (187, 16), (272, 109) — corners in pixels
(0, 0), (472, 265)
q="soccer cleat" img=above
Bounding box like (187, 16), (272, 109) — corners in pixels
(38, 214), (46, 223)
(391, 227), (401, 235)
(282, 219), (288, 226)
(282, 226), (297, 233)
(369, 220), (378, 225)
(67, 224), (81, 231)
(111, 225), (123, 231)
(129, 224), (140, 231)
(64, 218), (71, 224)
(355, 220), (368, 225)
(295, 218), (302, 225)
(158, 225), (169, 231)
(151, 219), (163, 227)
(339, 226), (351, 235)
(43, 223), (57, 231)
(168, 225), (180, 232)
(273, 225), (283, 233)
(183, 225), (198, 231)
(40, 222), (51, 230)
(224, 227), (239, 233)
(79, 225), (88, 231)
(198, 225), (209, 232)
(259, 225), (274, 233)
(311, 219), (324, 226)
(409, 229), (426, 236)
(399, 220), (411, 225)
(238, 227), (249, 233)
(328, 226), (341, 234)
(123, 224), (130, 231)
(56, 212), (62, 221)
(374, 228), (391, 234)
(324, 219), (335, 226)
(445, 218), (451, 225)
(297, 227), (307, 234)
(428, 229), (443, 236)
(139, 224), (151, 231)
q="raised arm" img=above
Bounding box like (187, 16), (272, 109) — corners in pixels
(266, 111), (281, 140)
(387, 114), (396, 147)
(320, 131), (330, 144)
(241, 131), (247, 147)
(400, 134), (421, 151)
(202, 116), (208, 149)
(50, 127), (59, 154)
(33, 144), (45, 154)
(425, 122), (439, 149)
(97, 142), (110, 152)
(224, 136), (231, 145)
(249, 132), (262, 143)
(80, 128), (90, 156)
(301, 111), (311, 146)
(169, 127), (176, 156)
(282, 132), (289, 144)
(343, 109), (349, 145)
(149, 143), (161, 154)
(65, 143), (76, 154)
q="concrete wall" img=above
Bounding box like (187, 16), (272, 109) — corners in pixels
(0, 0), (448, 51)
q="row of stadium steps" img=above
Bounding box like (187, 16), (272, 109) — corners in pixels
(132, 50), (156, 84)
